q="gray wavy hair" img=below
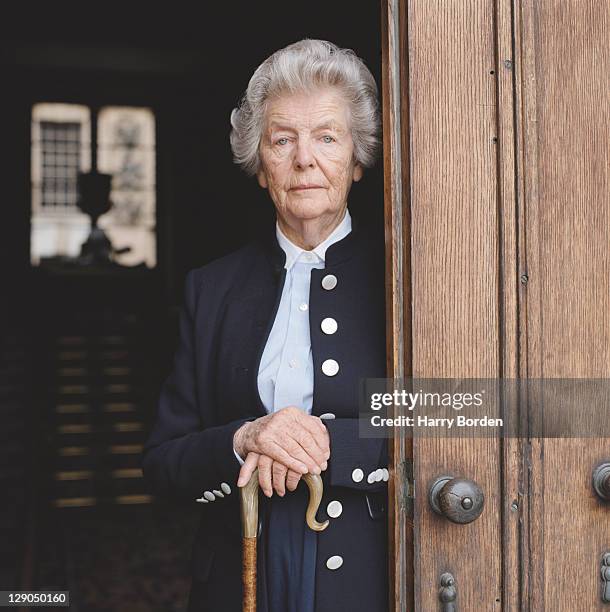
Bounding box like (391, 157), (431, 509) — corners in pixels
(230, 39), (380, 176)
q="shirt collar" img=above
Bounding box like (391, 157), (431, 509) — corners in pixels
(276, 209), (352, 271)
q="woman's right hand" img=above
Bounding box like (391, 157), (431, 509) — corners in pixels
(233, 406), (330, 479)
(236, 451), (306, 496)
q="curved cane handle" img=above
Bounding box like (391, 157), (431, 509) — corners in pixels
(240, 469), (329, 533)
(302, 473), (329, 532)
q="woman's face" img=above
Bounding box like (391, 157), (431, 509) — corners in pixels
(257, 87), (362, 230)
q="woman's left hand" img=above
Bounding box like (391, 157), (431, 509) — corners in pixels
(238, 451), (324, 496)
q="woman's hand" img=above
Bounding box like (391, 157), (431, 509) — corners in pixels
(237, 451), (317, 496)
(233, 406), (330, 480)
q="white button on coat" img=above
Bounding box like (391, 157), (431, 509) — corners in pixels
(326, 555), (344, 570)
(367, 472), (376, 484)
(213, 489), (224, 498)
(320, 317), (338, 335)
(319, 412), (336, 420)
(352, 468), (364, 483)
(203, 491), (215, 502)
(321, 274), (338, 290)
(321, 359), (339, 376)
(327, 500), (343, 518)
(382, 468), (390, 482)
(374, 469), (384, 482)
(221, 482), (232, 495)
(196, 497), (209, 503)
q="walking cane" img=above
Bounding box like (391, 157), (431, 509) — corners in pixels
(239, 468), (329, 612)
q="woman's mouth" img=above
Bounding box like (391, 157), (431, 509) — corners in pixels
(291, 185), (323, 191)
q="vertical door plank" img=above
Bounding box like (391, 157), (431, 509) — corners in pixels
(516, 1), (610, 609)
(381, 0), (414, 609)
(495, 0), (522, 609)
(408, 1), (503, 609)
(512, 0), (544, 607)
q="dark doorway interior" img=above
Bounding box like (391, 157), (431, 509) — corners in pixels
(0, 5), (382, 610)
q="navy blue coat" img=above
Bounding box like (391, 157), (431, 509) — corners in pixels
(142, 213), (389, 611)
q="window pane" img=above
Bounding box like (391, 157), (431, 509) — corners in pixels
(31, 103), (91, 266)
(40, 121), (81, 208)
(97, 107), (156, 268)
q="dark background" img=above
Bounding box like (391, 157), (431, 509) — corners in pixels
(1, 2), (383, 303)
(0, 4), (382, 610)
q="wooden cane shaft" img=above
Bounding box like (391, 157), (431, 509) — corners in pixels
(242, 536), (257, 612)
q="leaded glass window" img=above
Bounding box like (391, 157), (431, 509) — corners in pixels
(97, 107), (156, 267)
(31, 104), (91, 264)
(40, 121), (82, 208)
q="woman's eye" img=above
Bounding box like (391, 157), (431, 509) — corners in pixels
(322, 135), (335, 143)
(276, 137), (289, 145)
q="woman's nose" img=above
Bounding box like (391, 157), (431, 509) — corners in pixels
(293, 139), (315, 169)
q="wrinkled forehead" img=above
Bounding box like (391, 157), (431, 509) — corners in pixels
(262, 87), (352, 133)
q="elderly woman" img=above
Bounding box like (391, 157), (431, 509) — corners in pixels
(142, 39), (388, 612)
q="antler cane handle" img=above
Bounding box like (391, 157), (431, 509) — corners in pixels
(302, 472), (329, 531)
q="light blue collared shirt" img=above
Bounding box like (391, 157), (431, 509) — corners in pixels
(234, 209), (352, 464)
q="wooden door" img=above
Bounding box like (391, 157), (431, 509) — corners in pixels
(382, 0), (610, 609)
(515, 1), (610, 609)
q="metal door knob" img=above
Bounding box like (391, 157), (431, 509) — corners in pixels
(429, 475), (485, 524)
(593, 463), (610, 502)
